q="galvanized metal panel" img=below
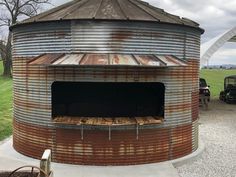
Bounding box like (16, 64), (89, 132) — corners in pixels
(13, 21), (201, 59)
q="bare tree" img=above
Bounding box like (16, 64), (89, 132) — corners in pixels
(0, 40), (6, 63)
(0, 0), (51, 77)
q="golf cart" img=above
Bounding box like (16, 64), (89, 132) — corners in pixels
(219, 75), (236, 103)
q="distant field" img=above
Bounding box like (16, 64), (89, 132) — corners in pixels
(200, 69), (236, 99)
(0, 61), (13, 141)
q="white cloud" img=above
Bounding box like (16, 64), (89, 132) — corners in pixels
(209, 43), (236, 65)
(36, 0), (236, 65)
(2, 0), (236, 65)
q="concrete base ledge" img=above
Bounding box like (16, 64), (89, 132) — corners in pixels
(0, 138), (179, 177)
(171, 139), (205, 167)
(0, 137), (205, 177)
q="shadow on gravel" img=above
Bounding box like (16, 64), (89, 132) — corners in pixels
(0, 172), (38, 177)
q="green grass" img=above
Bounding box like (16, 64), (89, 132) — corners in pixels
(0, 61), (13, 141)
(200, 69), (236, 99)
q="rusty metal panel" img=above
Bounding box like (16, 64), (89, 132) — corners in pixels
(28, 53), (188, 67)
(110, 54), (137, 65)
(134, 55), (162, 66)
(12, 58), (200, 165)
(13, 58), (199, 128)
(80, 54), (108, 65)
(13, 120), (197, 165)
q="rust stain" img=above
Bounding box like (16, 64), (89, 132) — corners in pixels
(111, 31), (133, 41)
(13, 57), (200, 165)
(14, 120), (194, 165)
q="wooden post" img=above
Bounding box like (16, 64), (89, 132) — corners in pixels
(40, 149), (52, 177)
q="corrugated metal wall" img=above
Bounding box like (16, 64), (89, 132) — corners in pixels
(12, 20), (201, 165)
(13, 21), (200, 59)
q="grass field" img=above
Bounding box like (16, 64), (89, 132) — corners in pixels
(200, 69), (236, 99)
(0, 63), (235, 141)
(0, 61), (13, 141)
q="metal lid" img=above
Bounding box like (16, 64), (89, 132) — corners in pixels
(11, 0), (204, 33)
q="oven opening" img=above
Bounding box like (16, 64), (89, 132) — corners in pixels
(52, 82), (165, 125)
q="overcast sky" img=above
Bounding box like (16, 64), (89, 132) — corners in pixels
(50, 0), (236, 65)
(4, 0), (236, 65)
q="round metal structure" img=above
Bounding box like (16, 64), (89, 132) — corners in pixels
(11, 0), (204, 165)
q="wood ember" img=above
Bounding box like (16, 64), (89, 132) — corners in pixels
(53, 116), (163, 126)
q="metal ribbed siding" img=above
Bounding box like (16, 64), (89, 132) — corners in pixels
(13, 21), (201, 59)
(12, 58), (200, 165)
(13, 119), (196, 165)
(13, 59), (199, 127)
(12, 20), (201, 165)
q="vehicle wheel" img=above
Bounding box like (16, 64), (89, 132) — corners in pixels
(226, 99), (231, 104)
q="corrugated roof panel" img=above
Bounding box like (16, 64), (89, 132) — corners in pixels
(81, 54), (109, 65)
(156, 55), (187, 66)
(65, 0), (102, 20)
(52, 55), (71, 65)
(134, 55), (162, 66)
(28, 53), (188, 67)
(56, 54), (84, 65)
(117, 0), (156, 21)
(110, 54), (138, 65)
(96, 0), (126, 19)
(29, 53), (63, 65)
(42, 0), (88, 21)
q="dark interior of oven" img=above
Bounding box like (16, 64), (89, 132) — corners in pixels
(52, 82), (165, 118)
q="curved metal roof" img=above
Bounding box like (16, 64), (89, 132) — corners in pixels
(13, 0), (203, 32)
(201, 27), (236, 67)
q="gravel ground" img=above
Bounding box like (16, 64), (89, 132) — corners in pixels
(177, 100), (236, 177)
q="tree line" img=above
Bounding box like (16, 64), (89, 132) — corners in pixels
(0, 0), (51, 77)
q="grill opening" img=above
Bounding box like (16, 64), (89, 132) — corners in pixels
(52, 82), (165, 121)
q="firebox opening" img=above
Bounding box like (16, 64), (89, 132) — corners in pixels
(52, 82), (165, 124)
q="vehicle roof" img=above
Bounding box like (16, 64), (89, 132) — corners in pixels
(225, 75), (236, 79)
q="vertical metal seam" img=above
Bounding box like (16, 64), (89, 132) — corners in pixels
(109, 126), (111, 141)
(116, 0), (130, 20)
(60, 0), (89, 19)
(92, 0), (103, 19)
(127, 0), (160, 21)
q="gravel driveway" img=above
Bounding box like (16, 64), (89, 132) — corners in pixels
(177, 100), (236, 177)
